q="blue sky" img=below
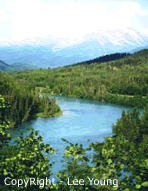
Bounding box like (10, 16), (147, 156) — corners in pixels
(0, 0), (148, 46)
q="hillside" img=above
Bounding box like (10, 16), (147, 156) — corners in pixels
(0, 60), (14, 71)
(11, 63), (39, 70)
(68, 52), (131, 67)
(1, 48), (148, 191)
(8, 49), (148, 108)
(0, 60), (39, 71)
(0, 72), (61, 127)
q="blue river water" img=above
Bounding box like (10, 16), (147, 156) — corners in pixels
(8, 95), (134, 180)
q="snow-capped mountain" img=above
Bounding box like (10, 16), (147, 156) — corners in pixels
(0, 28), (148, 68)
(49, 28), (147, 51)
(48, 28), (148, 64)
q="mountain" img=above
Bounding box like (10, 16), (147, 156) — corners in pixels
(129, 46), (148, 54)
(56, 28), (148, 63)
(0, 28), (148, 68)
(0, 60), (14, 71)
(11, 63), (39, 70)
(69, 53), (131, 67)
(0, 46), (89, 69)
(0, 59), (39, 71)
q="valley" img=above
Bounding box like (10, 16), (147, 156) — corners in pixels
(0, 48), (148, 191)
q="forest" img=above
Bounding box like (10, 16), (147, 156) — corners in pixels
(0, 72), (61, 128)
(8, 49), (148, 108)
(67, 52), (130, 67)
(0, 49), (148, 190)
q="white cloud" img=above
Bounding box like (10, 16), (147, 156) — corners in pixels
(0, 0), (148, 45)
(0, 11), (12, 21)
(120, 1), (148, 16)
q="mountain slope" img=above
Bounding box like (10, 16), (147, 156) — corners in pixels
(8, 49), (148, 108)
(11, 63), (39, 70)
(0, 28), (148, 68)
(0, 60), (14, 71)
(0, 59), (40, 71)
(55, 28), (148, 65)
(69, 53), (131, 67)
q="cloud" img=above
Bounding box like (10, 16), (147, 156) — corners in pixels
(0, 11), (12, 21)
(0, 0), (148, 44)
(120, 1), (148, 16)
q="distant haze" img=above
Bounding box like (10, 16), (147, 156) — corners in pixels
(0, 27), (148, 68)
(0, 0), (148, 68)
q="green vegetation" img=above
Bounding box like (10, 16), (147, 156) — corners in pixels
(0, 49), (148, 190)
(9, 49), (148, 108)
(57, 108), (148, 191)
(0, 72), (61, 128)
(0, 95), (58, 190)
(68, 52), (130, 67)
(0, 94), (148, 190)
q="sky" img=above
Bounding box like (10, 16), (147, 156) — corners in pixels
(0, 0), (148, 47)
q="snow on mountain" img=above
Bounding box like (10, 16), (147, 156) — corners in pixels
(79, 28), (148, 47)
(55, 28), (148, 59)
(0, 28), (148, 68)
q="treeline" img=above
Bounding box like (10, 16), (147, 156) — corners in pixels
(8, 49), (148, 108)
(0, 72), (61, 127)
(68, 52), (130, 67)
(0, 94), (148, 190)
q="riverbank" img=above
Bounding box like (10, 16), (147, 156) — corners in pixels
(41, 88), (147, 108)
(3, 88), (148, 191)
(7, 95), (133, 181)
(34, 109), (63, 118)
(8, 49), (148, 109)
(0, 72), (63, 129)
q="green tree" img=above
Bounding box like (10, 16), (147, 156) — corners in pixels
(0, 95), (58, 191)
(57, 109), (148, 191)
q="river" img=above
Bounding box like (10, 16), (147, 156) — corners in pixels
(8, 94), (134, 180)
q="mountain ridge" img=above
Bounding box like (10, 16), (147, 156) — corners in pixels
(0, 60), (40, 71)
(68, 53), (131, 67)
(0, 60), (14, 71)
(0, 28), (148, 68)
(1, 47), (148, 71)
